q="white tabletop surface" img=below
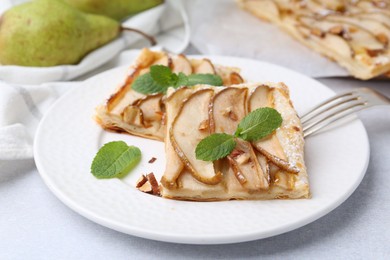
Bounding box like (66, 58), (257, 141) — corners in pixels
(1, 46), (390, 259)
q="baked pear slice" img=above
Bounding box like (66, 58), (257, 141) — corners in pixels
(192, 58), (216, 74)
(228, 139), (269, 191)
(161, 87), (193, 189)
(170, 89), (223, 185)
(211, 87), (269, 190)
(210, 87), (248, 134)
(172, 54), (192, 75)
(249, 85), (299, 174)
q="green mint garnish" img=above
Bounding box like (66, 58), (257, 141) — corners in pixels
(234, 107), (283, 141)
(187, 74), (223, 86)
(195, 108), (282, 161)
(132, 65), (223, 94)
(91, 141), (141, 179)
(150, 65), (177, 87)
(132, 73), (166, 95)
(195, 133), (236, 161)
(175, 72), (188, 88)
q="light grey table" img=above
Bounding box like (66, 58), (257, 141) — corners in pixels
(1, 48), (389, 259)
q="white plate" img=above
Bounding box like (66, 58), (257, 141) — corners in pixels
(34, 55), (369, 244)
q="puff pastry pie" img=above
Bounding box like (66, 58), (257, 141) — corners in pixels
(95, 48), (244, 141)
(237, 0), (390, 79)
(161, 83), (309, 201)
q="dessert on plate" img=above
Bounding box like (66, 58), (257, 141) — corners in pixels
(237, 0), (390, 80)
(95, 48), (244, 141)
(95, 48), (309, 201)
(160, 83), (309, 201)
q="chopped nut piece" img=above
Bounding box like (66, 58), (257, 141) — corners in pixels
(348, 26), (358, 33)
(328, 25), (344, 35)
(293, 126), (300, 132)
(230, 149), (245, 159)
(198, 119), (209, 131)
(228, 111), (238, 121)
(376, 33), (388, 45)
(310, 28), (325, 38)
(222, 107), (238, 121)
(341, 31), (352, 41)
(222, 106), (232, 116)
(138, 181), (153, 193)
(146, 172), (160, 195)
(366, 49), (383, 58)
(136, 175), (148, 188)
(148, 157), (157, 164)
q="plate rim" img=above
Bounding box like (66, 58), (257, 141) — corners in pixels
(34, 54), (370, 244)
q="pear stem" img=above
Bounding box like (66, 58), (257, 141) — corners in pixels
(120, 26), (157, 46)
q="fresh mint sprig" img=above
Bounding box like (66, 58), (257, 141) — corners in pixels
(91, 141), (141, 179)
(234, 107), (283, 141)
(195, 108), (282, 161)
(132, 65), (223, 94)
(195, 133), (236, 161)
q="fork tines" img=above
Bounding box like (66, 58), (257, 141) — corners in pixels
(301, 88), (377, 137)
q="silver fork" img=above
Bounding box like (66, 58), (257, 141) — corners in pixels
(301, 87), (390, 137)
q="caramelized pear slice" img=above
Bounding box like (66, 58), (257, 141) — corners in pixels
(170, 89), (223, 185)
(172, 54), (192, 75)
(248, 84), (272, 111)
(139, 52), (172, 75)
(121, 105), (144, 126)
(228, 139), (269, 190)
(253, 140), (300, 174)
(249, 85), (299, 174)
(192, 59), (216, 74)
(106, 68), (145, 113)
(134, 94), (163, 123)
(299, 16), (385, 51)
(326, 15), (390, 42)
(356, 1), (390, 16)
(229, 72), (244, 85)
(354, 12), (390, 28)
(161, 88), (193, 189)
(210, 87), (248, 134)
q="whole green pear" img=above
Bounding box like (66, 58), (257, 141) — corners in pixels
(64, 0), (164, 21)
(0, 0), (120, 67)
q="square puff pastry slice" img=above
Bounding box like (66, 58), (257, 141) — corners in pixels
(161, 83), (309, 201)
(95, 48), (244, 141)
(237, 0), (390, 80)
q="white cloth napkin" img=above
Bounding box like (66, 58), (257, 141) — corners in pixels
(0, 0), (190, 84)
(0, 0), (190, 162)
(184, 0), (350, 78)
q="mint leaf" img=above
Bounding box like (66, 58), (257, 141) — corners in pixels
(150, 65), (177, 87)
(132, 73), (166, 94)
(195, 133), (236, 161)
(187, 74), (223, 86)
(175, 72), (188, 88)
(235, 107), (282, 141)
(91, 141), (141, 179)
(132, 65), (223, 94)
